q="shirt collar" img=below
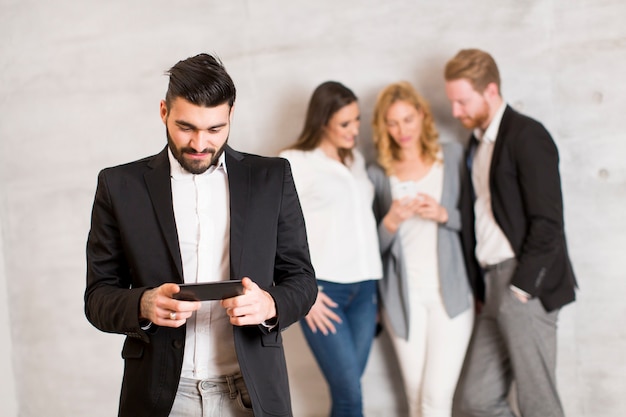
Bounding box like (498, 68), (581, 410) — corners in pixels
(473, 101), (507, 143)
(168, 147), (227, 180)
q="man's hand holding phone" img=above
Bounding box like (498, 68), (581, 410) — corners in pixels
(220, 277), (277, 327)
(139, 283), (201, 328)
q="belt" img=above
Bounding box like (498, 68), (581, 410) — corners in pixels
(179, 373), (244, 399)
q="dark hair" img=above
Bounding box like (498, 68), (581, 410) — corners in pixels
(165, 53), (236, 109)
(288, 81), (357, 164)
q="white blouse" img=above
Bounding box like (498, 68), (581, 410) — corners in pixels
(280, 148), (383, 284)
(390, 159), (444, 291)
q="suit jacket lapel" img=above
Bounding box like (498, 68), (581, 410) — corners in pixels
(145, 147), (184, 281)
(225, 146), (249, 279)
(490, 105), (514, 187)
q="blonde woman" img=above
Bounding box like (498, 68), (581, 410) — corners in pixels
(367, 81), (474, 417)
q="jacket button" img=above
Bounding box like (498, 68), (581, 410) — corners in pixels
(172, 339), (183, 349)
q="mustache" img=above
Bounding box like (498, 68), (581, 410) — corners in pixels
(180, 147), (217, 155)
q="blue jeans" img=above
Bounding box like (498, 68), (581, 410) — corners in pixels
(300, 279), (378, 417)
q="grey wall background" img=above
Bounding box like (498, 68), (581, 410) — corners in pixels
(1, 1), (624, 416)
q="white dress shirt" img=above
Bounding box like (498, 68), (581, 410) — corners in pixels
(471, 102), (516, 267)
(279, 148), (382, 283)
(168, 149), (239, 379)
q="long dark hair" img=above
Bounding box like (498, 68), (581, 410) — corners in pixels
(288, 81), (357, 165)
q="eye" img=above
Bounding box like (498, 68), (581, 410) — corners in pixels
(340, 122), (350, 128)
(176, 123), (195, 132)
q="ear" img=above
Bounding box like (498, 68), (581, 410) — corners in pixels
(159, 100), (168, 124)
(484, 82), (500, 99)
(229, 104), (236, 123)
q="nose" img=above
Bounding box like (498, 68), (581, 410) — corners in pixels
(398, 123), (407, 137)
(451, 103), (463, 118)
(189, 131), (210, 151)
(350, 121), (360, 136)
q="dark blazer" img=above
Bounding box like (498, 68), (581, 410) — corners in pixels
(461, 105), (577, 311)
(85, 146), (317, 417)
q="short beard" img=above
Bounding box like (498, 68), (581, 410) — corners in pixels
(462, 99), (491, 130)
(166, 128), (228, 174)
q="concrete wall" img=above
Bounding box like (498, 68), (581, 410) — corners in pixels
(1, 1), (624, 416)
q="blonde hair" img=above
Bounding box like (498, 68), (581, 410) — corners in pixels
(444, 48), (501, 94)
(371, 81), (440, 175)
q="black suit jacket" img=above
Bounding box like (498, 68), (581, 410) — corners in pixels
(461, 106), (577, 311)
(85, 146), (317, 417)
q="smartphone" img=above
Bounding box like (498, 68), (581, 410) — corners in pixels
(393, 181), (418, 200)
(172, 280), (244, 301)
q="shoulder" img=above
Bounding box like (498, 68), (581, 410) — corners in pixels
(501, 107), (558, 155)
(229, 148), (288, 170)
(352, 148), (365, 161)
(366, 162), (389, 192)
(504, 106), (552, 139)
(441, 141), (463, 157)
(278, 149), (309, 162)
(99, 149), (165, 178)
(441, 141), (464, 166)
(278, 149), (322, 177)
(366, 162), (385, 178)
(350, 149), (367, 169)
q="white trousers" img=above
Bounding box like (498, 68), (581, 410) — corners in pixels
(385, 288), (474, 417)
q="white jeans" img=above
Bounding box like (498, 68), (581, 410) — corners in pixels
(169, 374), (253, 417)
(385, 288), (474, 417)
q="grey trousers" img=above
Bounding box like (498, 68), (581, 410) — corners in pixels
(453, 259), (564, 417)
(169, 374), (253, 417)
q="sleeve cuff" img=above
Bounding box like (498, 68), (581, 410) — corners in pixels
(261, 316), (278, 331)
(509, 285), (531, 298)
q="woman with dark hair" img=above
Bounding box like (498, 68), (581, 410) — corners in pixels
(280, 81), (383, 417)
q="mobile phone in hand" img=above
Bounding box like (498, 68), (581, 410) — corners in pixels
(172, 280), (244, 301)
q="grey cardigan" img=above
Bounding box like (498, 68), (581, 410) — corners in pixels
(367, 141), (472, 340)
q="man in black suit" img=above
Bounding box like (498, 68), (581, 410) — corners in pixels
(85, 53), (317, 417)
(444, 49), (577, 417)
